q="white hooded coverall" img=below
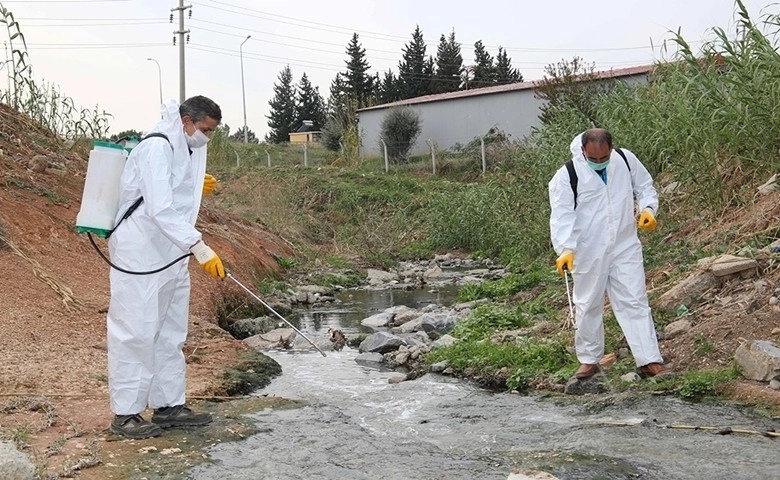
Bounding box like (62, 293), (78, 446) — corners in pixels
(548, 133), (663, 367)
(107, 100), (208, 415)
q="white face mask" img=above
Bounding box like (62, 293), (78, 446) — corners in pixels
(185, 129), (210, 149)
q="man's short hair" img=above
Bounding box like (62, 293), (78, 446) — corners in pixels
(180, 95), (222, 123)
(581, 129), (613, 149)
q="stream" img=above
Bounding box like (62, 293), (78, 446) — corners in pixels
(188, 286), (779, 480)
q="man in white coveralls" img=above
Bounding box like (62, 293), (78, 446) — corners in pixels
(107, 96), (225, 438)
(548, 128), (674, 383)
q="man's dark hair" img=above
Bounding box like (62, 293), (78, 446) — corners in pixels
(180, 95), (222, 123)
(581, 128), (612, 149)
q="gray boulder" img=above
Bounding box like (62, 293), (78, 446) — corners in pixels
(0, 441), (34, 480)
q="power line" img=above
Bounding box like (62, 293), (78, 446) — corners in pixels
(2, 0), (130, 3)
(194, 0), (686, 54)
(190, 18), (402, 54)
(21, 21), (167, 27)
(193, 0), (408, 42)
(26, 42), (169, 49)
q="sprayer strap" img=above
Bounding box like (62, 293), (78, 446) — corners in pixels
(104, 132), (172, 239)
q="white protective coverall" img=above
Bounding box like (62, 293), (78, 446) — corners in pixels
(548, 133), (663, 367)
(107, 100), (207, 415)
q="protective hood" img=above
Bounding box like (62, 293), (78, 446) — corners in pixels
(151, 99), (208, 223)
(569, 132), (585, 162)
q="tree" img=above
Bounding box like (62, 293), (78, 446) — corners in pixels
(534, 56), (613, 125)
(295, 73), (326, 130)
(343, 33), (374, 108)
(109, 129), (143, 142)
(379, 107), (421, 164)
(327, 72), (349, 116)
(230, 126), (258, 143)
(375, 69), (402, 104)
(266, 65), (296, 143)
(495, 47), (523, 84)
(431, 31), (463, 94)
(471, 40), (496, 88)
(398, 25), (431, 99)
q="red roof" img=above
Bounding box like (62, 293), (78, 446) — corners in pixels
(357, 64), (654, 112)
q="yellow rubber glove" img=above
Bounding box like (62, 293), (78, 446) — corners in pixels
(189, 240), (225, 279)
(638, 209), (656, 231)
(555, 250), (574, 277)
(203, 174), (217, 196)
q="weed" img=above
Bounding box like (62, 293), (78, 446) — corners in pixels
(5, 177), (68, 205)
(458, 266), (557, 301)
(275, 256), (297, 270)
(315, 272), (362, 288)
(675, 367), (739, 400)
(449, 304), (533, 342)
(692, 334), (717, 356)
(324, 255), (354, 269)
(425, 336), (575, 391)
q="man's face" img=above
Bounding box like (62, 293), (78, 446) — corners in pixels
(182, 115), (219, 138)
(582, 141), (611, 164)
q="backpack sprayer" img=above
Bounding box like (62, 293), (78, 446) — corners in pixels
(75, 136), (191, 275)
(74, 138), (327, 355)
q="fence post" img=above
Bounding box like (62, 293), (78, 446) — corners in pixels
(303, 143), (308, 167)
(427, 139), (436, 175)
(235, 151), (240, 168)
(481, 136), (486, 174)
(380, 139), (389, 173)
(266, 150), (271, 168)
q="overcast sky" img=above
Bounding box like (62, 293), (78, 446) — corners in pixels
(3, 0), (776, 138)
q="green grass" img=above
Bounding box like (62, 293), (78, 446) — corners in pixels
(426, 336), (576, 391)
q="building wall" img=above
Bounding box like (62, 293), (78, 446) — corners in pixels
(289, 131), (322, 144)
(357, 72), (649, 157)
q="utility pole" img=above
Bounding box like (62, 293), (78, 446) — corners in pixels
(171, 0), (191, 103)
(240, 35), (251, 143)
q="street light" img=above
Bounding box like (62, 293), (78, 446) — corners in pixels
(147, 57), (163, 105)
(240, 35), (251, 143)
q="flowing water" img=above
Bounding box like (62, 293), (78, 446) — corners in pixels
(188, 287), (779, 480)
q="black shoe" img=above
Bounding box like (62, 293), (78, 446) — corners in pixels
(151, 404), (213, 428)
(111, 414), (162, 439)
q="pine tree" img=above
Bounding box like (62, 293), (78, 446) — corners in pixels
(265, 65), (296, 143)
(398, 25), (431, 99)
(471, 40), (496, 88)
(375, 69), (401, 104)
(495, 47), (523, 84)
(295, 73), (326, 130)
(431, 31), (463, 94)
(230, 126), (258, 143)
(344, 33), (374, 108)
(327, 72), (349, 115)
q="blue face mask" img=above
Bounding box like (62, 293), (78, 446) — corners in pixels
(586, 159), (610, 171)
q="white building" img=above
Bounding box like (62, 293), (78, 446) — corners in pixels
(357, 65), (653, 157)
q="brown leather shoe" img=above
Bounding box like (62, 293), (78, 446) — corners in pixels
(638, 363), (675, 379)
(574, 363), (600, 379)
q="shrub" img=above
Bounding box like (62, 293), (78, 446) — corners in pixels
(379, 107), (421, 164)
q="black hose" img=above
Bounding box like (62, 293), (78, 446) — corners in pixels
(88, 232), (191, 275)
